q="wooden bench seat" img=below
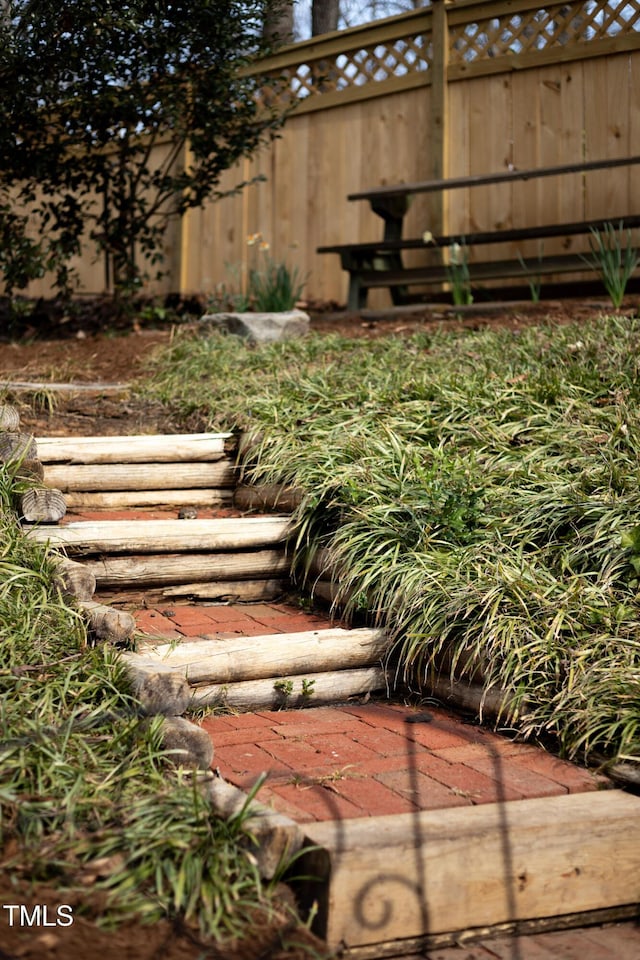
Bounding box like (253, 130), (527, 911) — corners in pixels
(318, 215), (640, 260)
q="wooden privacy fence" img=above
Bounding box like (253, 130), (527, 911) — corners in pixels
(11, 0), (640, 304)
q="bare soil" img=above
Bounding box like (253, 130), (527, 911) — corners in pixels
(0, 875), (323, 960)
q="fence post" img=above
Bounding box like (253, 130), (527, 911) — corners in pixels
(430, 0), (451, 237)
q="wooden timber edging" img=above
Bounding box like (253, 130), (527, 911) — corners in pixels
(0, 411), (305, 880)
(29, 429), (297, 598)
(17, 421), (638, 793)
(294, 790), (640, 953)
(0, 410), (68, 525)
(122, 627), (391, 715)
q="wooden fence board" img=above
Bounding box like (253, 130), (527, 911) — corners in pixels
(5, 4), (639, 303)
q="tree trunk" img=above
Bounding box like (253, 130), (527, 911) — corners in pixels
(312, 0), (340, 35)
(263, 0), (294, 43)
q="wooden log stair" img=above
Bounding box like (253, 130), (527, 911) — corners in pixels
(3, 408), (639, 956)
(23, 428), (394, 710)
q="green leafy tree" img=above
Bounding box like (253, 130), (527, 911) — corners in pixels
(0, 0), (286, 301)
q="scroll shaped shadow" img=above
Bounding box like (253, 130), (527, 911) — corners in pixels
(287, 707), (524, 959)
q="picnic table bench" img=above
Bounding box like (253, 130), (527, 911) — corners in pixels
(318, 156), (640, 310)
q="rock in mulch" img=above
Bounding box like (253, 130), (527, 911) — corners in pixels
(200, 310), (310, 342)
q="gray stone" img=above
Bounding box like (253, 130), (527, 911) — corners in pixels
(200, 310), (310, 343)
(160, 716), (215, 770)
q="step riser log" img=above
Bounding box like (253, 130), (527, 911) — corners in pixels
(25, 517), (292, 554)
(128, 627), (388, 684)
(37, 433), (234, 464)
(189, 666), (389, 711)
(84, 550), (290, 587)
(64, 490), (233, 509)
(161, 579), (289, 601)
(298, 791), (640, 949)
(44, 461), (237, 492)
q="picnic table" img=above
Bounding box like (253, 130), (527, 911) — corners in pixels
(318, 155), (640, 309)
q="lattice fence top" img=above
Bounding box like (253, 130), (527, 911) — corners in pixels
(263, 30), (431, 106)
(262, 0), (640, 106)
(449, 0), (640, 63)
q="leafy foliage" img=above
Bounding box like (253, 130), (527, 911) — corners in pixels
(0, 465), (283, 938)
(143, 314), (640, 766)
(0, 0), (286, 299)
(584, 221), (640, 309)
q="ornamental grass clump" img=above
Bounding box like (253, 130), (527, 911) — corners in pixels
(584, 220), (639, 308)
(143, 314), (640, 767)
(0, 466), (284, 938)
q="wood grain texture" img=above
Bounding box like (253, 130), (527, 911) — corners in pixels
(127, 627), (388, 684)
(5, 9), (640, 301)
(63, 489), (233, 509)
(0, 404), (20, 432)
(84, 548), (290, 586)
(43, 461), (237, 492)
(26, 516), (292, 554)
(299, 790), (640, 948)
(204, 777), (304, 879)
(189, 665), (389, 710)
(161, 578), (289, 600)
(37, 432), (233, 464)
(18, 487), (67, 523)
(0, 432), (36, 463)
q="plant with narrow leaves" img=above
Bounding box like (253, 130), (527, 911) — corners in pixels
(583, 221), (639, 308)
(517, 241), (545, 302)
(447, 240), (473, 306)
(142, 313), (640, 766)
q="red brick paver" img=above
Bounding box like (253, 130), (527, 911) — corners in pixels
(120, 578), (610, 825)
(200, 702), (609, 823)
(414, 921), (640, 959)
(129, 600), (338, 641)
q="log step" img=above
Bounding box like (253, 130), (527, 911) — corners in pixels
(63, 490), (233, 510)
(189, 666), (389, 712)
(37, 432), (234, 464)
(24, 516), (292, 555)
(83, 548), (291, 588)
(127, 627), (389, 685)
(296, 790), (640, 951)
(43, 461), (237, 492)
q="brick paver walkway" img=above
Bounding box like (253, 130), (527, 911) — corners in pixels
(49, 454), (640, 957)
(199, 700), (607, 822)
(116, 594), (609, 822)
(131, 600), (333, 641)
